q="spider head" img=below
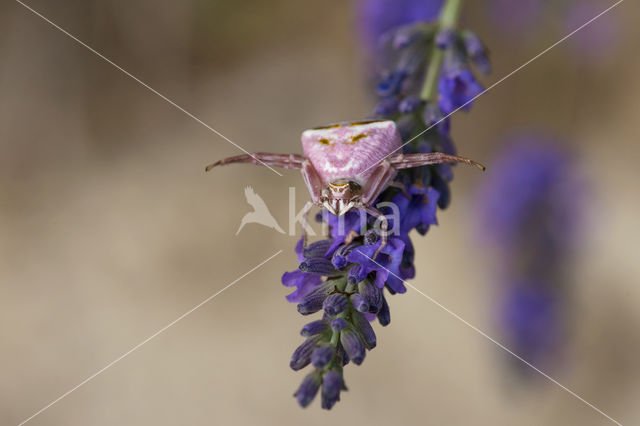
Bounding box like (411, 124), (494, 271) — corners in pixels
(322, 180), (362, 216)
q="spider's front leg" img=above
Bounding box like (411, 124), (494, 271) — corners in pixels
(362, 205), (388, 260)
(388, 152), (485, 171)
(358, 160), (396, 260)
(299, 160), (324, 247)
(205, 152), (306, 171)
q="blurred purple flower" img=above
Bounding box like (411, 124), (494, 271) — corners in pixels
(356, 0), (444, 53)
(501, 280), (563, 367)
(564, 0), (618, 61)
(476, 136), (584, 371)
(438, 52), (484, 114)
(477, 136), (583, 253)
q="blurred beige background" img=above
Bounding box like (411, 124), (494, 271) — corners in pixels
(1, 1), (639, 425)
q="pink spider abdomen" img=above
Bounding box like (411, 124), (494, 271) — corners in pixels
(301, 119), (402, 185)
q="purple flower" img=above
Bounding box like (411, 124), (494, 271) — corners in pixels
(501, 281), (562, 366)
(323, 294), (349, 317)
(340, 328), (366, 365)
(438, 65), (484, 115)
(350, 293), (370, 313)
(476, 136), (583, 252)
(331, 317), (349, 332)
(352, 311), (377, 349)
(295, 371), (322, 407)
(346, 237), (406, 293)
(299, 258), (340, 276)
(377, 295), (391, 326)
(297, 282), (334, 315)
(392, 184), (440, 235)
(357, 278), (383, 312)
(463, 30), (491, 74)
(281, 238), (323, 303)
(300, 320), (330, 337)
(356, 0), (444, 53)
(476, 136), (584, 374)
(290, 336), (321, 371)
(321, 369), (346, 410)
(311, 345), (336, 369)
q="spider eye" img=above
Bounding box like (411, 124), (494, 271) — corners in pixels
(318, 138), (331, 145)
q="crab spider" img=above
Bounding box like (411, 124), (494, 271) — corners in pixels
(206, 119), (484, 259)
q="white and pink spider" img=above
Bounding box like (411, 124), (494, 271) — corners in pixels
(206, 119), (484, 257)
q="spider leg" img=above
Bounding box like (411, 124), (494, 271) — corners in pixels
(205, 153), (306, 171)
(298, 161), (324, 247)
(388, 152), (485, 171)
(387, 180), (410, 199)
(361, 160), (397, 205)
(362, 204), (388, 260)
(300, 160), (323, 204)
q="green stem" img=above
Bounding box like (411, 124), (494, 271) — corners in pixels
(330, 330), (340, 346)
(419, 0), (464, 102)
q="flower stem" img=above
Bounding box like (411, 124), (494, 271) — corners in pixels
(330, 330), (340, 346)
(419, 0), (464, 102)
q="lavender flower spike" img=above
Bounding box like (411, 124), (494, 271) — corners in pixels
(279, 0), (490, 408)
(321, 369), (346, 410)
(295, 371), (322, 408)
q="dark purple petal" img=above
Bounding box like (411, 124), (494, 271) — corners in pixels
(356, 0), (444, 54)
(331, 317), (348, 332)
(346, 237), (405, 289)
(350, 293), (370, 313)
(377, 70), (408, 97)
(301, 320), (330, 337)
(323, 294), (349, 317)
(299, 258), (340, 276)
(438, 67), (484, 115)
(358, 279), (383, 313)
(321, 369), (345, 410)
(297, 282), (333, 315)
(311, 345), (336, 369)
(463, 30), (491, 74)
(336, 342), (350, 366)
(377, 295), (391, 326)
(340, 329), (366, 365)
(332, 242), (362, 271)
(295, 371), (322, 407)
(352, 311), (377, 349)
(303, 239), (333, 259)
(282, 270), (323, 303)
(290, 336), (320, 371)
